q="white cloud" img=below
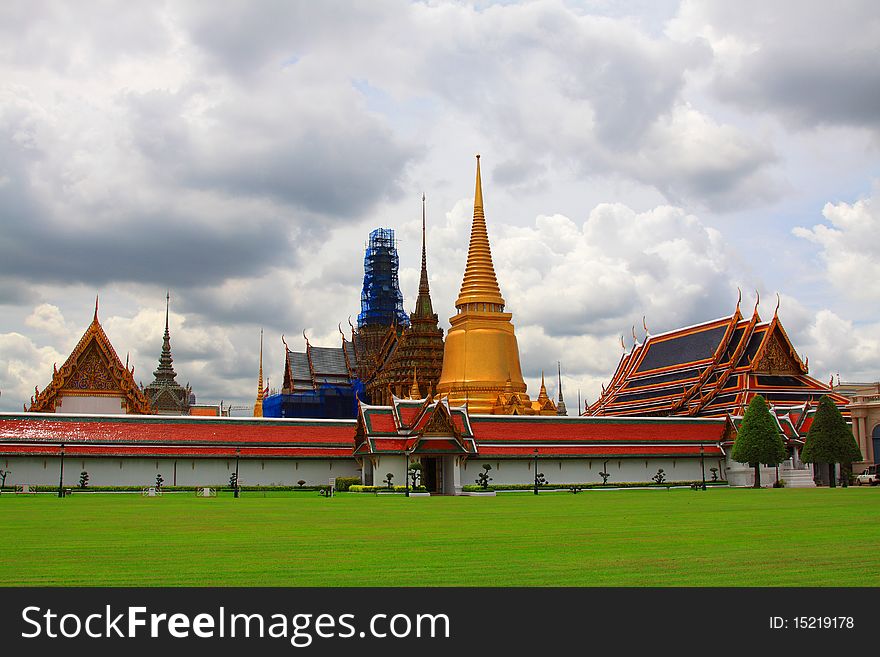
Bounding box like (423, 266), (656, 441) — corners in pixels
(0, 332), (65, 410)
(797, 310), (880, 384)
(24, 303), (67, 337)
(793, 184), (880, 301)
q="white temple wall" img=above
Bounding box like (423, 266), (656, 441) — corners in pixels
(459, 457), (723, 486)
(1, 455), (724, 489)
(369, 455), (408, 487)
(55, 396), (127, 414)
(0, 457), (359, 488)
(723, 455), (792, 487)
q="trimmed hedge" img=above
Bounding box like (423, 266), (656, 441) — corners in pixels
(334, 477), (361, 492)
(460, 481), (727, 492)
(349, 485), (428, 493)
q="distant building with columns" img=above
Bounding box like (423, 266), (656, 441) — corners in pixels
(834, 381), (880, 468)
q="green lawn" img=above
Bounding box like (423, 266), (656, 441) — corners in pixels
(1, 487), (877, 586)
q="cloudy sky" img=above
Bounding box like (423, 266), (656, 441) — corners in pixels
(1, 0), (879, 413)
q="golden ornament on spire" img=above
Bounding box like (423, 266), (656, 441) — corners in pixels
(253, 329), (264, 417)
(409, 367), (421, 399)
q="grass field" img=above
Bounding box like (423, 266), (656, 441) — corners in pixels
(1, 487), (878, 586)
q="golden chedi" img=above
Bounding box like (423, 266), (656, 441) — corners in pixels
(437, 155), (547, 415)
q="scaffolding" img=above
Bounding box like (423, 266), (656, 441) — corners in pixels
(358, 228), (410, 329)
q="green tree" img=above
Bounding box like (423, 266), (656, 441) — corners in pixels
(731, 395), (786, 488)
(800, 395), (862, 488)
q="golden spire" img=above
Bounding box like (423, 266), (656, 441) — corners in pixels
(537, 371), (550, 401)
(455, 155), (505, 310)
(409, 367), (420, 399)
(254, 329), (264, 417)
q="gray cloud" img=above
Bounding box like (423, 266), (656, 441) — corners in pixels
(672, 0), (880, 134)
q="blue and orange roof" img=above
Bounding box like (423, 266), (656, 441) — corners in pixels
(588, 302), (849, 419)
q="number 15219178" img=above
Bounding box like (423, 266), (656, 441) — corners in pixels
(770, 616), (854, 629)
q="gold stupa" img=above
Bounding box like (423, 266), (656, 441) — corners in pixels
(436, 155), (538, 414)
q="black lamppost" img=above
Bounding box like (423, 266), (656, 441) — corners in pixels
(533, 449), (539, 495)
(57, 443), (65, 498)
(234, 448), (241, 498)
(700, 443), (706, 490)
(405, 448), (412, 498)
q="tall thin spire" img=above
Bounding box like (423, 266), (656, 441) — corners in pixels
(254, 329), (264, 417)
(94, 294), (99, 322)
(153, 291), (177, 382)
(556, 361), (568, 416)
(414, 193), (435, 318)
(455, 154), (505, 310)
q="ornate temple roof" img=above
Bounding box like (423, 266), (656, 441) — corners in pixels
(354, 395), (477, 456)
(587, 297), (850, 418)
(28, 299), (151, 414)
(362, 195), (445, 405)
(352, 394), (730, 458)
(281, 333), (359, 394)
(144, 293), (192, 415)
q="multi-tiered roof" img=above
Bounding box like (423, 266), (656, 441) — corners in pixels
(362, 195), (445, 404)
(144, 293), (192, 415)
(587, 297), (849, 418)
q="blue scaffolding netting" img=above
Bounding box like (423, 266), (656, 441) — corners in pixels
(357, 227), (410, 329)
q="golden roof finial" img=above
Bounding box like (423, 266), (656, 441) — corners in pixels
(254, 329), (264, 417)
(410, 366), (420, 399)
(94, 294), (99, 322)
(455, 154), (505, 310)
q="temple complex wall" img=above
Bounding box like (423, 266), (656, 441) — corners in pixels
(460, 457), (721, 487)
(55, 395), (128, 414)
(1, 456), (359, 488)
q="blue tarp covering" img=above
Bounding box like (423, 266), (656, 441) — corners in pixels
(262, 380), (364, 419)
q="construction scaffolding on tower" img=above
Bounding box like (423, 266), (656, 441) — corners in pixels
(357, 228), (410, 329)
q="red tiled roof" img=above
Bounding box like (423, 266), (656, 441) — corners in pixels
(0, 443), (352, 458)
(368, 438), (410, 452)
(0, 415), (355, 451)
(470, 417), (728, 443)
(477, 444), (724, 457)
(362, 408), (398, 435)
(398, 406), (421, 428)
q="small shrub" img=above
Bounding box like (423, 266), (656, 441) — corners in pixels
(297, 479), (306, 488)
(652, 469), (666, 485)
(773, 478), (786, 488)
(383, 473), (394, 488)
(476, 463), (493, 490)
(407, 463), (422, 489)
(709, 467), (719, 482)
(78, 471), (89, 489)
(599, 471), (611, 485)
(229, 473), (238, 488)
(155, 473), (164, 490)
(334, 477), (361, 492)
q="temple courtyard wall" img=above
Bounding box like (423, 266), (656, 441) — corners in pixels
(2, 456), (360, 488)
(3, 454), (726, 489)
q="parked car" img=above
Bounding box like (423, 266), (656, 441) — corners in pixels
(855, 465), (879, 485)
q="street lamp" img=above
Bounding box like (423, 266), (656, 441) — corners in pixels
(700, 443), (706, 490)
(57, 443), (65, 498)
(234, 448), (241, 498)
(405, 448), (411, 497)
(533, 449), (539, 495)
